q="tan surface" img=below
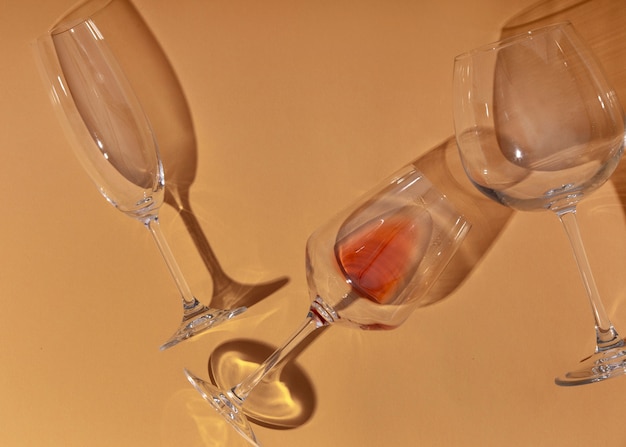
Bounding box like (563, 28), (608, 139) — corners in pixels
(4, 0), (626, 445)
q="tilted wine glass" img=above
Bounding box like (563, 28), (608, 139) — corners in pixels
(453, 22), (626, 385)
(184, 165), (471, 446)
(36, 17), (245, 350)
(58, 0), (290, 312)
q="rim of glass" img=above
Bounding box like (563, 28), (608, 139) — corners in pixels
(49, 0), (113, 35)
(454, 21), (572, 60)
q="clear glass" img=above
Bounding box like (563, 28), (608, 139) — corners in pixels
(184, 166), (471, 446)
(52, 0), (289, 312)
(36, 11), (245, 350)
(453, 22), (626, 385)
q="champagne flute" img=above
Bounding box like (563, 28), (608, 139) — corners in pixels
(58, 0), (290, 312)
(453, 22), (626, 385)
(36, 16), (245, 350)
(185, 165), (470, 446)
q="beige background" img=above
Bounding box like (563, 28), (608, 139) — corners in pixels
(4, 0), (626, 445)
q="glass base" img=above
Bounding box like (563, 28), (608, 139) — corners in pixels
(184, 368), (261, 447)
(556, 344), (626, 386)
(160, 305), (246, 350)
(209, 340), (316, 428)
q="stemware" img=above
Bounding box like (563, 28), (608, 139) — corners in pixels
(36, 15), (245, 350)
(205, 138), (515, 431)
(453, 22), (626, 385)
(57, 0), (290, 312)
(185, 165), (470, 446)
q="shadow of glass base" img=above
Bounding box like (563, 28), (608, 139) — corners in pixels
(208, 338), (318, 430)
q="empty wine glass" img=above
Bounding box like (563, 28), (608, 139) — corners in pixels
(184, 165), (470, 446)
(59, 0), (290, 312)
(36, 16), (245, 350)
(453, 22), (626, 385)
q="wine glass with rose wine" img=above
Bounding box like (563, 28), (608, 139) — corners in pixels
(184, 165), (471, 446)
(453, 22), (626, 385)
(36, 17), (245, 350)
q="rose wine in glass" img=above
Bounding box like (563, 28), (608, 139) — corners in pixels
(337, 206), (432, 305)
(185, 166), (470, 446)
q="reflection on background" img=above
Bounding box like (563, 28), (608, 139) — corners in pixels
(209, 339), (316, 429)
(71, 0), (289, 310)
(160, 389), (249, 447)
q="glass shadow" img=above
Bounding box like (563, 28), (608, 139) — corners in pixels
(70, 0), (289, 310)
(412, 137), (515, 306)
(209, 337), (319, 430)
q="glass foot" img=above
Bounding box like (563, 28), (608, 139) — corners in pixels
(184, 368), (261, 447)
(209, 340), (316, 429)
(160, 305), (246, 351)
(556, 344), (626, 386)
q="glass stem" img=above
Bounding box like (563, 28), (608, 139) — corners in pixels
(145, 215), (199, 310)
(557, 208), (623, 351)
(230, 313), (326, 404)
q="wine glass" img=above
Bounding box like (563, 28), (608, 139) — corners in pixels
(453, 22), (626, 385)
(57, 0), (290, 312)
(36, 16), (245, 350)
(184, 165), (471, 446)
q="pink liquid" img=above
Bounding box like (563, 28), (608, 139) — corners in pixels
(335, 206), (432, 305)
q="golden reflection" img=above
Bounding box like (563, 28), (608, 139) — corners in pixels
(209, 339), (317, 429)
(160, 389), (250, 447)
